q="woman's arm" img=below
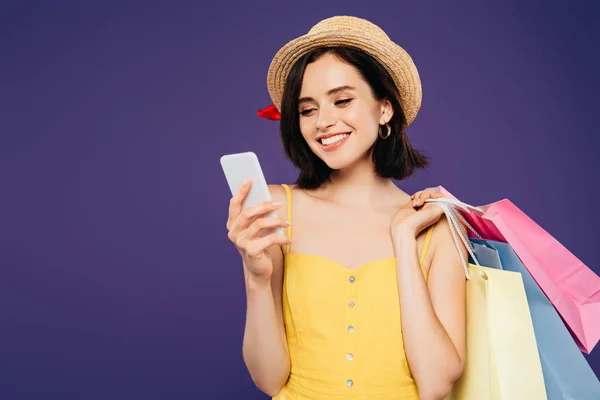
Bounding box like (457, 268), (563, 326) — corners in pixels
(393, 213), (467, 400)
(229, 184), (291, 396)
(241, 185), (291, 396)
(241, 244), (290, 396)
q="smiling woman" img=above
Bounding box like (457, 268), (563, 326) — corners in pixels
(226, 15), (468, 400)
(279, 46), (428, 189)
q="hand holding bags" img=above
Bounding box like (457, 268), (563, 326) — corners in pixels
(435, 186), (600, 353)
(431, 201), (547, 400)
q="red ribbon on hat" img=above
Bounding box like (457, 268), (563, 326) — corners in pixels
(257, 104), (281, 121)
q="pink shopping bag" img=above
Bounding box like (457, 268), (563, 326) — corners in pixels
(435, 186), (600, 354)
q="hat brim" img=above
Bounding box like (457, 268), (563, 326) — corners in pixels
(266, 30), (422, 127)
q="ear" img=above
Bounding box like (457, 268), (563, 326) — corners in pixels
(379, 98), (394, 124)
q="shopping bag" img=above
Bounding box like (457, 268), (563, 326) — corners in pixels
(471, 238), (600, 399)
(432, 202), (547, 400)
(434, 186), (600, 354)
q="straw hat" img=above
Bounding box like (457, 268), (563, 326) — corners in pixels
(266, 16), (422, 127)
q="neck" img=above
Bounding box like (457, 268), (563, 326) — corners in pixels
(319, 156), (404, 208)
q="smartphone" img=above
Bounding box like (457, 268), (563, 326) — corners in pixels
(220, 151), (284, 236)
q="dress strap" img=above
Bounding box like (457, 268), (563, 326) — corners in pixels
(419, 225), (435, 280)
(281, 184), (292, 255)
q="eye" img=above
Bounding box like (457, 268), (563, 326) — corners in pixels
(335, 98), (353, 106)
(300, 108), (316, 117)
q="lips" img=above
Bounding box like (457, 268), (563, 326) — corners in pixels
(318, 132), (351, 152)
(317, 132), (351, 144)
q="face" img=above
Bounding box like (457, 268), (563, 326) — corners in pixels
(297, 53), (393, 170)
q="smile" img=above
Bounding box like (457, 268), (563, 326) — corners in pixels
(318, 132), (351, 152)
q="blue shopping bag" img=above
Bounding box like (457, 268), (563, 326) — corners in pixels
(470, 238), (600, 399)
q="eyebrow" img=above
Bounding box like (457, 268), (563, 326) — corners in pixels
(298, 85), (356, 105)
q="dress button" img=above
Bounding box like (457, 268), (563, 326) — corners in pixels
(348, 300), (356, 307)
(348, 325), (355, 333)
(346, 379), (354, 388)
(346, 353), (354, 361)
(349, 275), (356, 283)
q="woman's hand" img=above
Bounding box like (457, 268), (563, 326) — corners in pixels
(226, 180), (291, 282)
(411, 187), (445, 208)
(390, 189), (447, 242)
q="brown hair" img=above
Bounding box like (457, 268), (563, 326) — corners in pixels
(279, 46), (429, 189)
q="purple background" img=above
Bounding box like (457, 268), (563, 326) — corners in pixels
(1, 1), (599, 399)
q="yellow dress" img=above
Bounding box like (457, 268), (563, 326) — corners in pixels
(273, 184), (433, 400)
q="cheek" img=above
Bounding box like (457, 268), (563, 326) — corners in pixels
(345, 108), (378, 138)
(299, 119), (316, 144)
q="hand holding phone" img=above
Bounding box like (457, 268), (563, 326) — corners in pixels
(221, 152), (290, 280)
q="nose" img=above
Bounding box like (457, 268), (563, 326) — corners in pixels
(315, 105), (337, 132)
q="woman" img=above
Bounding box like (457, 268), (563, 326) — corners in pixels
(226, 16), (467, 400)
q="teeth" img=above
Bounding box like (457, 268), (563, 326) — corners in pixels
(321, 133), (349, 146)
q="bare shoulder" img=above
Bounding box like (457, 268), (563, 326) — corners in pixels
(431, 214), (453, 251)
(263, 184), (290, 267)
(432, 213), (451, 239)
(268, 184), (288, 205)
(268, 184), (289, 218)
(430, 213), (468, 270)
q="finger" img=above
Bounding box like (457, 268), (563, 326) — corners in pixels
(413, 187), (437, 196)
(245, 216), (290, 239)
(413, 191), (426, 207)
(242, 200), (284, 222)
(417, 191), (438, 206)
(227, 179), (252, 228)
(430, 192), (445, 198)
(230, 200), (283, 234)
(419, 192), (432, 205)
(419, 192), (445, 206)
(411, 190), (423, 200)
(245, 233), (292, 258)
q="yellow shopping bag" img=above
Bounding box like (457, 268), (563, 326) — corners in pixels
(428, 200), (547, 400)
(448, 265), (547, 399)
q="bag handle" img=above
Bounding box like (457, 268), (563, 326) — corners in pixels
(429, 196), (486, 215)
(425, 199), (484, 280)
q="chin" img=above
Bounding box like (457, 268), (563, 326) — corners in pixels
(321, 152), (362, 171)
(311, 136), (373, 170)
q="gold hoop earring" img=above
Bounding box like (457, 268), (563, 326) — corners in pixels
(379, 123), (391, 139)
